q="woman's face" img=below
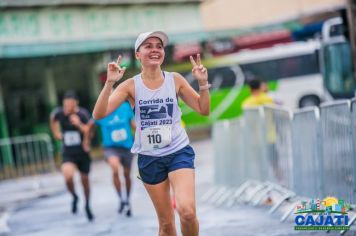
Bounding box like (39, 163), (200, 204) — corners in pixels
(136, 37), (165, 67)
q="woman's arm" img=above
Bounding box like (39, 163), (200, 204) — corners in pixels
(175, 73), (210, 116)
(175, 54), (210, 116)
(93, 56), (127, 119)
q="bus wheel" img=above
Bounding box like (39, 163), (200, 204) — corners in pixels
(299, 95), (321, 108)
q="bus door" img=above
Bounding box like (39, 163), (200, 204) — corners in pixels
(321, 17), (356, 98)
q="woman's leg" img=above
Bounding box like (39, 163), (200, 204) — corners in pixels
(169, 169), (199, 236)
(144, 179), (177, 236)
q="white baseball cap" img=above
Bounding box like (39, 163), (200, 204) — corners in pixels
(134, 31), (169, 52)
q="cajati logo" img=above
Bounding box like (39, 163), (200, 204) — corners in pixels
(294, 197), (351, 231)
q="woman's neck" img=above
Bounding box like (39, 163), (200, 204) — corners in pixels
(141, 67), (162, 81)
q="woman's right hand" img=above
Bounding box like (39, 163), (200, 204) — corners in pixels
(107, 55), (126, 84)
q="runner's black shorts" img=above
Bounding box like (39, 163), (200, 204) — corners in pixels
(62, 152), (91, 174)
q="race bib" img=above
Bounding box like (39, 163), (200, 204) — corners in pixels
(141, 126), (172, 151)
(111, 129), (128, 143)
(63, 131), (81, 146)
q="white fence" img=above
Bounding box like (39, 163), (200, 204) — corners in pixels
(0, 134), (56, 180)
(207, 99), (356, 231)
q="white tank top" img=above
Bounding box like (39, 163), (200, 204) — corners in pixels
(131, 71), (189, 156)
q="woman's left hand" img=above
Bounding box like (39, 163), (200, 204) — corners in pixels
(190, 54), (208, 82)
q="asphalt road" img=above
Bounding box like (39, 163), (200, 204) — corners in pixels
(0, 139), (354, 236)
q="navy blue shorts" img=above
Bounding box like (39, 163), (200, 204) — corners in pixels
(137, 145), (195, 185)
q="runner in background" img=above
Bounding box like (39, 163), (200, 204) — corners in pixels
(94, 100), (135, 216)
(50, 90), (94, 221)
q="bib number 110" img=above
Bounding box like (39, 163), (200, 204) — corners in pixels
(147, 134), (162, 144)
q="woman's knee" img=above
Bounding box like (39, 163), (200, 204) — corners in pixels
(177, 206), (196, 222)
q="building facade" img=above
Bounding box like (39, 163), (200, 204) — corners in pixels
(200, 0), (345, 30)
(0, 0), (204, 138)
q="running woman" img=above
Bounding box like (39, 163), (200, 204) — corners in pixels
(50, 90), (94, 221)
(93, 31), (210, 236)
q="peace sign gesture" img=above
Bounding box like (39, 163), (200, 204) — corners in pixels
(107, 55), (126, 84)
(190, 54), (208, 82)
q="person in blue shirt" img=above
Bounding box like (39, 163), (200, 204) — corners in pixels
(94, 101), (135, 216)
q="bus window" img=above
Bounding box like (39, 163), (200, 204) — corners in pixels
(240, 53), (319, 81)
(182, 65), (244, 91)
(329, 23), (344, 38)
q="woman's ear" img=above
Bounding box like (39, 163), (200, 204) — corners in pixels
(135, 51), (140, 60)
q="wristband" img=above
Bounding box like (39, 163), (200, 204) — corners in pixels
(199, 83), (211, 91)
(105, 80), (116, 87)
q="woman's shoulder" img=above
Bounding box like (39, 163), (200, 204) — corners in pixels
(124, 77), (135, 83)
(119, 77), (135, 87)
(170, 71), (185, 83)
(169, 71), (182, 77)
(112, 78), (135, 97)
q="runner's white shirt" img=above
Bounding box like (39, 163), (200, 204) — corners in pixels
(131, 72), (189, 156)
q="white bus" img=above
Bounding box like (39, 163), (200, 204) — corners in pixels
(167, 18), (355, 125)
(225, 40), (323, 108)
